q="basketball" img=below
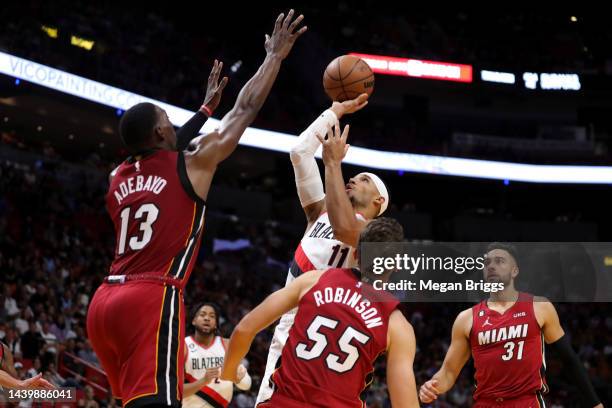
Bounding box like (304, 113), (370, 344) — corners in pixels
(323, 55), (375, 102)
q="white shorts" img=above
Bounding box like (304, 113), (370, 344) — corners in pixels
(255, 271), (297, 405)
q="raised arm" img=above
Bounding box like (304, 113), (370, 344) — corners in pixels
(290, 95), (369, 226)
(420, 308), (472, 403)
(175, 59), (228, 151)
(316, 124), (366, 247)
(185, 10), (306, 200)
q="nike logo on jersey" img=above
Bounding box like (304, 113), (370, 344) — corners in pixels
(483, 317), (493, 327)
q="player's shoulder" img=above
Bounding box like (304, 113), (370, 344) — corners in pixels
(532, 296), (557, 316)
(108, 164), (121, 183)
(454, 308), (474, 335)
(387, 310), (414, 349)
(295, 269), (327, 298)
(457, 307), (473, 321)
(296, 269), (326, 286)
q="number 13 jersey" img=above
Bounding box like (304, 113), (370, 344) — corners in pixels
(106, 150), (206, 283)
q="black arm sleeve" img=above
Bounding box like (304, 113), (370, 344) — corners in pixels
(549, 334), (600, 407)
(176, 111), (208, 151)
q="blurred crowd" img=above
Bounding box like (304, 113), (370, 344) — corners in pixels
(0, 137), (610, 407)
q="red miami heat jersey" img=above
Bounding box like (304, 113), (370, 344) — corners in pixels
(105, 150), (206, 284)
(470, 293), (547, 401)
(269, 268), (399, 407)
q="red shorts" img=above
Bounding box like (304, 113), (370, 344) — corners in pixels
(474, 393), (546, 408)
(86, 280), (185, 408)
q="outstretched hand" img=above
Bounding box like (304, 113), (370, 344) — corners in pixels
(330, 93), (369, 119)
(315, 124), (350, 166)
(202, 59), (228, 115)
(265, 9), (307, 60)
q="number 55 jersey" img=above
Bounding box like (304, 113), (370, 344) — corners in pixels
(261, 268), (399, 408)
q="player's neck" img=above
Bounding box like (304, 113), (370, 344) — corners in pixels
(353, 203), (374, 220)
(194, 331), (215, 346)
(488, 286), (519, 307)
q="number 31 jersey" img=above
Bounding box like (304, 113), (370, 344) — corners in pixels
(470, 293), (548, 401)
(106, 150), (206, 283)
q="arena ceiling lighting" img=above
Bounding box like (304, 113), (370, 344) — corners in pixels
(1, 51), (610, 184)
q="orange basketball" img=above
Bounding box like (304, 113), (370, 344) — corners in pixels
(323, 55), (375, 102)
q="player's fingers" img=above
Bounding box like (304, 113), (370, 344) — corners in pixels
(315, 132), (326, 144)
(274, 13), (284, 32)
(208, 60), (217, 78)
(356, 100), (368, 111)
(420, 386), (438, 401)
(344, 144), (350, 156)
(293, 26), (308, 38)
(282, 9), (295, 29)
(332, 123), (341, 139)
(288, 14), (304, 33)
(419, 389), (432, 403)
(341, 124), (350, 142)
(217, 77), (229, 92)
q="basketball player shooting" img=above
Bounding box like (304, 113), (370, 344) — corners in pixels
(256, 95), (390, 403)
(419, 243), (603, 408)
(222, 218), (419, 408)
(86, 10), (306, 408)
(183, 303), (251, 408)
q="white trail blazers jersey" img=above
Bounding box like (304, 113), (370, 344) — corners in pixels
(183, 336), (233, 408)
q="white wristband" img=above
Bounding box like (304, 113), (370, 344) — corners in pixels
(236, 371), (252, 391)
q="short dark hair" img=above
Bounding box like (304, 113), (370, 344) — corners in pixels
(486, 242), (519, 266)
(119, 102), (159, 154)
(190, 302), (221, 327)
(359, 217), (404, 244)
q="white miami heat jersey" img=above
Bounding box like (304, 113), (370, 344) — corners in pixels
(183, 336), (233, 408)
(290, 212), (365, 278)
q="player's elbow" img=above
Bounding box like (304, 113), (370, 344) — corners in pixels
(233, 319), (257, 340)
(289, 145), (304, 165)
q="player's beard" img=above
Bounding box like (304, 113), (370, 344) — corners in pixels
(486, 273), (513, 289)
(349, 194), (364, 209)
(197, 326), (215, 336)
